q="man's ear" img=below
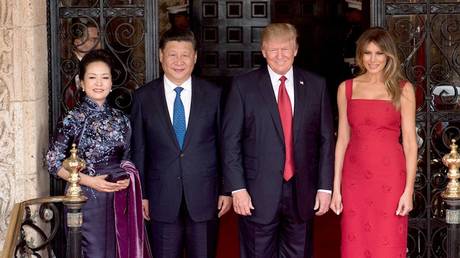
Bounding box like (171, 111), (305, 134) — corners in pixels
(159, 50), (164, 63)
(261, 43), (267, 58)
(74, 38), (82, 47)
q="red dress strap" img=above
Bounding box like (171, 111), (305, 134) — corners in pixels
(345, 79), (353, 101)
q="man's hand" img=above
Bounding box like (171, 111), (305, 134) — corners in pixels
(232, 190), (255, 216)
(217, 195), (232, 218)
(314, 191), (331, 216)
(142, 199), (150, 220)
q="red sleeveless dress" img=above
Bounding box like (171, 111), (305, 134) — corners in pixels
(341, 79), (408, 258)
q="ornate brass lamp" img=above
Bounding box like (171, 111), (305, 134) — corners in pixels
(62, 144), (87, 201)
(62, 143), (87, 258)
(442, 139), (460, 258)
(442, 139), (460, 200)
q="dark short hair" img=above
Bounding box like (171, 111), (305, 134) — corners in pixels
(71, 19), (98, 41)
(79, 49), (114, 79)
(159, 29), (197, 51)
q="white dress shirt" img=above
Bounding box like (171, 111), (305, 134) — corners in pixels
(267, 65), (295, 113)
(164, 76), (192, 128)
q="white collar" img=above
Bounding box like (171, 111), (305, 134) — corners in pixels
(267, 65), (294, 84)
(164, 76), (192, 92)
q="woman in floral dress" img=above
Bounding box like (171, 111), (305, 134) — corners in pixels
(47, 49), (148, 258)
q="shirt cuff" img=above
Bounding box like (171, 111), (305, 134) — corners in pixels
(232, 188), (246, 195)
(318, 189), (332, 194)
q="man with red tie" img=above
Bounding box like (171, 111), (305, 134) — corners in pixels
(222, 23), (335, 257)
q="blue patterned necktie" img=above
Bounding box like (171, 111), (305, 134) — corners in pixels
(173, 87), (186, 149)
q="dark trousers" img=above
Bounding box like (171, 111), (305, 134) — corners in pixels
(150, 197), (219, 258)
(239, 179), (313, 258)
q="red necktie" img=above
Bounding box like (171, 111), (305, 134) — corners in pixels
(278, 76), (295, 181)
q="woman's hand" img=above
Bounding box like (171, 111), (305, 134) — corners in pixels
(81, 175), (126, 192)
(330, 192), (343, 215)
(396, 190), (413, 216)
(114, 178), (130, 191)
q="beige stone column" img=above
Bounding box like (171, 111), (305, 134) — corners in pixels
(0, 0), (49, 247)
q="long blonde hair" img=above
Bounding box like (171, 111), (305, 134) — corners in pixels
(356, 27), (406, 107)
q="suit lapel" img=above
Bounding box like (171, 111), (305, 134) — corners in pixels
(182, 77), (201, 151)
(293, 68), (306, 144)
(151, 79), (181, 149)
(258, 68), (284, 142)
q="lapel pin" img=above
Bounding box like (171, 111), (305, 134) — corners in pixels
(299, 81), (304, 85)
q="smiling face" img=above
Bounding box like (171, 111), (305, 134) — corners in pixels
(361, 41), (388, 75)
(80, 61), (112, 106)
(261, 37), (298, 75)
(159, 40), (197, 85)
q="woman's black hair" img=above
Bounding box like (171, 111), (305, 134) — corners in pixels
(79, 49), (114, 79)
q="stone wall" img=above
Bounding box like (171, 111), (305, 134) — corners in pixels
(0, 0), (49, 247)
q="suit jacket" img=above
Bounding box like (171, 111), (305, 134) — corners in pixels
(131, 76), (222, 223)
(222, 66), (334, 224)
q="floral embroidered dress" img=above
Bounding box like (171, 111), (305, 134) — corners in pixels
(47, 97), (131, 258)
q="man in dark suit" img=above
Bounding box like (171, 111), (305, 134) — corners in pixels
(222, 23), (335, 258)
(131, 29), (232, 258)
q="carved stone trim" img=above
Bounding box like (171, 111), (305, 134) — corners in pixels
(60, 7), (145, 18)
(386, 3), (460, 15)
(386, 4), (427, 15)
(431, 4), (460, 14)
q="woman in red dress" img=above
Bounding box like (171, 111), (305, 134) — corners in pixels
(330, 27), (417, 258)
